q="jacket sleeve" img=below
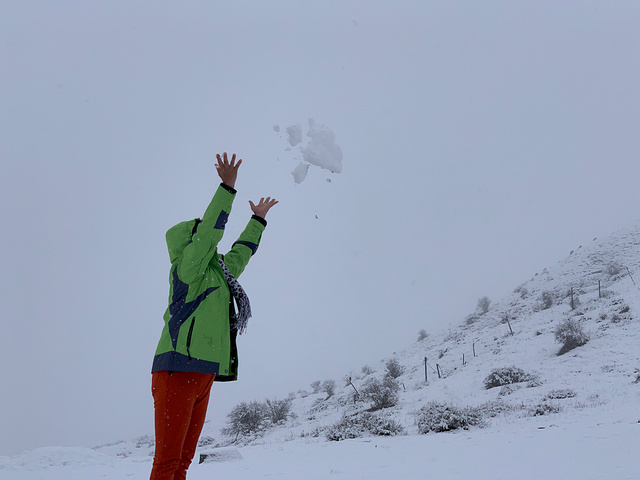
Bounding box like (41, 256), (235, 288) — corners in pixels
(178, 184), (236, 283)
(221, 215), (266, 278)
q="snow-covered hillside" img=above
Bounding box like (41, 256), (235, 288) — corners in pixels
(2, 225), (639, 479)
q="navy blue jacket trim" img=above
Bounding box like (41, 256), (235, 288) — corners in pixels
(151, 351), (220, 375)
(251, 215), (267, 227)
(168, 267), (219, 349)
(214, 210), (230, 230)
(220, 183), (237, 194)
(232, 240), (259, 255)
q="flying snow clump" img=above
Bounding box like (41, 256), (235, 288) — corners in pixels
(286, 124), (303, 147)
(291, 161), (310, 184)
(300, 118), (343, 175)
(274, 118), (343, 184)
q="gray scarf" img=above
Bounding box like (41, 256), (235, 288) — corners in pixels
(218, 258), (252, 334)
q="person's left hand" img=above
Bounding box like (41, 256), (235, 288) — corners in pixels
(215, 152), (242, 189)
(249, 197), (279, 218)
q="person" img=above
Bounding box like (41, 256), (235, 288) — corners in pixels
(149, 153), (278, 480)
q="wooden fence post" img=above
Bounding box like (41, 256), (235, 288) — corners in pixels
(504, 315), (514, 335)
(424, 357), (428, 382)
(570, 287), (575, 309)
(347, 376), (359, 404)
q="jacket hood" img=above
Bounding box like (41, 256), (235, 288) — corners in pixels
(166, 219), (199, 264)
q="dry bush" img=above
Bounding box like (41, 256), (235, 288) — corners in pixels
(221, 401), (269, 440)
(529, 402), (562, 416)
(484, 366), (534, 389)
(361, 376), (400, 410)
(554, 318), (589, 355)
(322, 380), (336, 398)
(266, 398), (293, 424)
(477, 296), (491, 314)
(385, 358), (406, 379)
(361, 365), (375, 376)
(415, 402), (484, 433)
(326, 413), (404, 441)
(543, 389), (577, 400)
(539, 290), (555, 310)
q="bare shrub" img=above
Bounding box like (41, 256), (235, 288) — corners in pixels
(221, 401), (269, 440)
(465, 314), (480, 325)
(529, 402), (561, 416)
(361, 376), (400, 410)
(310, 380), (321, 393)
(543, 389), (577, 400)
(415, 402), (484, 433)
(484, 367), (534, 389)
(134, 435), (155, 449)
(514, 285), (529, 299)
(498, 384), (522, 396)
(475, 400), (515, 418)
(361, 365), (375, 376)
(526, 376), (543, 388)
(554, 318), (589, 355)
(605, 261), (623, 277)
(417, 329), (429, 341)
(385, 358), (406, 379)
(197, 436), (216, 447)
(600, 289), (614, 298)
(300, 426), (326, 438)
(265, 398), (292, 424)
(326, 413), (404, 441)
(322, 380), (336, 398)
(477, 296), (491, 315)
(539, 290), (555, 310)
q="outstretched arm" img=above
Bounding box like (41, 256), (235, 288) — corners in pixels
(222, 197), (279, 278)
(177, 153), (242, 283)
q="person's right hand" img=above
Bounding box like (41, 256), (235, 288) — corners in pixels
(215, 152), (242, 189)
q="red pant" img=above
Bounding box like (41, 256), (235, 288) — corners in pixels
(150, 371), (215, 480)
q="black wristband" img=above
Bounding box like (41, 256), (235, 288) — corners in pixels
(220, 183), (237, 194)
(252, 215), (267, 227)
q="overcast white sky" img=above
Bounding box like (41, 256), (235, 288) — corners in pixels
(1, 1), (639, 456)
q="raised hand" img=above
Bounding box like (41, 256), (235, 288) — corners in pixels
(215, 152), (242, 189)
(249, 197), (279, 219)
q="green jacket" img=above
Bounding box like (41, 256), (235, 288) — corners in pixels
(151, 183), (266, 381)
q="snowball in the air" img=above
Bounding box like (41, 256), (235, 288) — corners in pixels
(286, 124), (303, 147)
(291, 161), (310, 184)
(300, 118), (343, 174)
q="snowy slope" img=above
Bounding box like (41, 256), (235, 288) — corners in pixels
(2, 225), (639, 479)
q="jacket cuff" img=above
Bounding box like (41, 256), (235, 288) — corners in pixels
(251, 215), (267, 227)
(220, 183), (237, 194)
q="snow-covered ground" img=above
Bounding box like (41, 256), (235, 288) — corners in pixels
(2, 225), (639, 479)
(2, 406), (638, 480)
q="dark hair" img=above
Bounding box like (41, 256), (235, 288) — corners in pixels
(192, 218), (202, 236)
